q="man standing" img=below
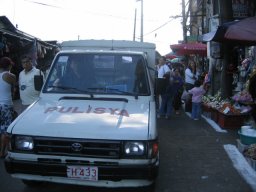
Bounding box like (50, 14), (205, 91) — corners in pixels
(19, 55), (42, 111)
(157, 56), (173, 119)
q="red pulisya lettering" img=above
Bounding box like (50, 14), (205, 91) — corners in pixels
(44, 106), (129, 117)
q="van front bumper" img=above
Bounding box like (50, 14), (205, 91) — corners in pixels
(5, 156), (158, 187)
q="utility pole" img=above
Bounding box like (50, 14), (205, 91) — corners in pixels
(136, 0), (143, 42)
(140, 0), (144, 42)
(181, 0), (192, 43)
(133, 8), (137, 41)
(182, 0), (187, 43)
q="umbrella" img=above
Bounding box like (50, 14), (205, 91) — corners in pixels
(170, 43), (207, 56)
(202, 17), (256, 45)
(170, 58), (181, 63)
(165, 52), (177, 59)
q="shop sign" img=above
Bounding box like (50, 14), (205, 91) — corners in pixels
(232, 0), (255, 19)
(187, 35), (198, 43)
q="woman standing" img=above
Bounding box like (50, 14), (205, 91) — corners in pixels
(184, 61), (197, 112)
(0, 57), (16, 157)
(185, 61), (197, 91)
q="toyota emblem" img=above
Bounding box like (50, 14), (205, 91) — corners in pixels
(71, 143), (83, 152)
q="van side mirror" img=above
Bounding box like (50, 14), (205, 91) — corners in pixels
(34, 75), (44, 91)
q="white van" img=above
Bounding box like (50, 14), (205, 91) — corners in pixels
(4, 40), (159, 190)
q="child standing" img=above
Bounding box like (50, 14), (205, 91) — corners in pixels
(188, 80), (206, 120)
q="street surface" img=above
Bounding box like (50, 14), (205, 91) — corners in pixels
(0, 102), (255, 192)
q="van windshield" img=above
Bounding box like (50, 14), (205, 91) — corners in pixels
(43, 53), (150, 96)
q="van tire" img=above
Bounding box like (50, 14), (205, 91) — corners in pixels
(22, 180), (44, 187)
(140, 182), (156, 192)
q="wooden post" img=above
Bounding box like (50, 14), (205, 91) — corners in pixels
(219, 0), (233, 99)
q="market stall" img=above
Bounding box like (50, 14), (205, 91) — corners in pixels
(201, 17), (256, 129)
(0, 15), (59, 99)
(202, 91), (252, 129)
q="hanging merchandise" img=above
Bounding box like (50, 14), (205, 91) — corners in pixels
(27, 40), (38, 66)
(0, 42), (4, 49)
(0, 42), (4, 56)
(248, 70), (256, 100)
(37, 42), (43, 58)
(5, 43), (9, 53)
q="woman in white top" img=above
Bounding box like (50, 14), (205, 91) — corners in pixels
(185, 61), (197, 91)
(0, 57), (16, 157)
(157, 56), (170, 78)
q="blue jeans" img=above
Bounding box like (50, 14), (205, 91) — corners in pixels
(191, 102), (202, 119)
(159, 94), (173, 117)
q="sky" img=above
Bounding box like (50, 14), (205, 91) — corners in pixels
(0, 0), (184, 55)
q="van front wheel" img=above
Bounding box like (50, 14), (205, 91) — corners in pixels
(140, 182), (156, 192)
(22, 180), (44, 187)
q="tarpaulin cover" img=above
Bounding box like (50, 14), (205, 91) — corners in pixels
(202, 17), (256, 45)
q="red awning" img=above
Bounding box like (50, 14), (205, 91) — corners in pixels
(170, 43), (207, 56)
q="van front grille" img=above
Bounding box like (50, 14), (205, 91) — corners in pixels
(32, 137), (121, 159)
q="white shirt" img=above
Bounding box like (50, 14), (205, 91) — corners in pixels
(19, 67), (41, 105)
(158, 64), (170, 78)
(0, 71), (13, 106)
(185, 68), (196, 84)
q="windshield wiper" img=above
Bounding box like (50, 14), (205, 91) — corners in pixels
(87, 87), (138, 99)
(47, 85), (94, 97)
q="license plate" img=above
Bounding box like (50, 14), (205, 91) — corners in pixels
(67, 166), (98, 181)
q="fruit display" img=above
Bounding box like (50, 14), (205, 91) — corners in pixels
(244, 144), (256, 159)
(203, 91), (252, 115)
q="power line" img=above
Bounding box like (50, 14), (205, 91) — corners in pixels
(143, 17), (179, 37)
(24, 0), (62, 9)
(24, 0), (132, 21)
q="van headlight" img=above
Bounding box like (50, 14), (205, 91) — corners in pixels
(15, 135), (34, 151)
(124, 141), (145, 157)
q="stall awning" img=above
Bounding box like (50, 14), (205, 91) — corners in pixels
(202, 17), (256, 45)
(170, 43), (207, 56)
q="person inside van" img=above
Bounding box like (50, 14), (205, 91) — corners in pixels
(54, 56), (92, 91)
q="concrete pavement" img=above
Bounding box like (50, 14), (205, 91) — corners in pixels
(156, 105), (256, 192)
